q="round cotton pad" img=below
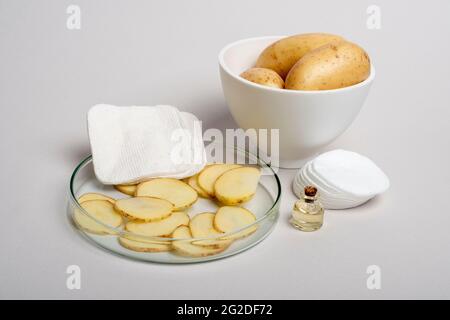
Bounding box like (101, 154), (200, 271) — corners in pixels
(312, 150), (390, 197)
(304, 163), (351, 197)
(293, 169), (366, 209)
(304, 162), (370, 201)
(293, 149), (389, 209)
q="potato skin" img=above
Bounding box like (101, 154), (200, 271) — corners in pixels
(240, 67), (284, 89)
(285, 41), (371, 90)
(255, 33), (344, 79)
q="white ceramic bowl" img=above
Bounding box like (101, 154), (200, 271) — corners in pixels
(219, 36), (375, 168)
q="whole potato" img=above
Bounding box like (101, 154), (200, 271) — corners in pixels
(255, 33), (344, 79)
(240, 67), (284, 89)
(285, 41), (371, 90)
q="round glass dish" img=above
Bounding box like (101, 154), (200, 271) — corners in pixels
(68, 146), (281, 263)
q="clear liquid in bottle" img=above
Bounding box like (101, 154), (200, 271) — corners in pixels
(290, 185), (324, 232)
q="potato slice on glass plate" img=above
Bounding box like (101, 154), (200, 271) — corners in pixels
(74, 200), (123, 235)
(125, 211), (189, 237)
(186, 173), (210, 198)
(78, 192), (115, 204)
(189, 212), (233, 248)
(114, 184), (137, 196)
(214, 167), (261, 205)
(136, 178), (197, 210)
(197, 164), (241, 197)
(214, 206), (257, 240)
(172, 226), (229, 257)
(118, 235), (172, 253)
(114, 196), (173, 222)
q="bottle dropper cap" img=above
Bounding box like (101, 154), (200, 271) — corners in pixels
(304, 186), (317, 197)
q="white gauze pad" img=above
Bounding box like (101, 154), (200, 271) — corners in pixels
(87, 104), (206, 185)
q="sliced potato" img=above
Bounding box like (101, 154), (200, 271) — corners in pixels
(114, 196), (173, 222)
(172, 226), (229, 257)
(214, 206), (257, 240)
(114, 184), (137, 196)
(189, 212), (232, 248)
(78, 192), (115, 204)
(125, 211), (189, 237)
(118, 236), (172, 252)
(214, 167), (261, 205)
(197, 164), (241, 197)
(135, 178), (197, 210)
(187, 173), (210, 198)
(74, 200), (123, 235)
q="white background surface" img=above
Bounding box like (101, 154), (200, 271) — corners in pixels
(1, 0), (449, 299)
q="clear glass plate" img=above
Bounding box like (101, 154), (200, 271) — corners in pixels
(67, 146), (281, 263)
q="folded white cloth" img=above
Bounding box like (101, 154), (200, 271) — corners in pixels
(87, 104), (206, 185)
(293, 149), (389, 209)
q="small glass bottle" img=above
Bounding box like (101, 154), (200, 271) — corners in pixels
(290, 185), (324, 232)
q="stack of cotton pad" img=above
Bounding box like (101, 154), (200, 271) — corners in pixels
(293, 150), (389, 209)
(88, 104), (206, 185)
